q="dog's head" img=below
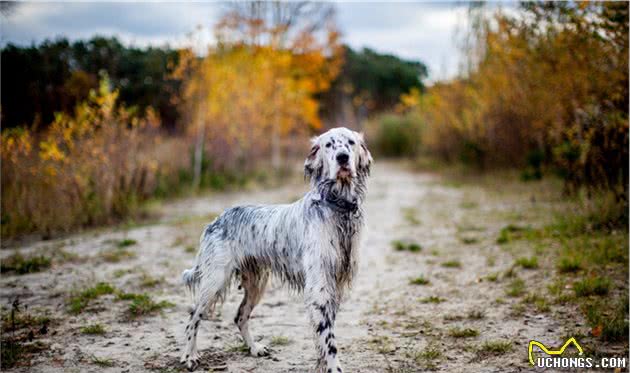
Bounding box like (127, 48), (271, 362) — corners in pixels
(304, 127), (373, 187)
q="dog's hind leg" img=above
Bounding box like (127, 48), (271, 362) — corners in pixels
(234, 270), (269, 356)
(181, 257), (232, 371)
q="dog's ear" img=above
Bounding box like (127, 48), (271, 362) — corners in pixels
(357, 132), (373, 175)
(304, 137), (323, 183)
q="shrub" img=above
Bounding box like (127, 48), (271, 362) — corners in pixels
(1, 77), (188, 238)
(392, 3), (628, 198)
(369, 113), (422, 157)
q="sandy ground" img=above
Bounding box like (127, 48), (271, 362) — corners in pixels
(1, 162), (602, 372)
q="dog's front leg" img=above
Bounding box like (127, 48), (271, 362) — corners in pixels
(305, 271), (343, 373)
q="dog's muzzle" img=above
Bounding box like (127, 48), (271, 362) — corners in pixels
(336, 152), (352, 180)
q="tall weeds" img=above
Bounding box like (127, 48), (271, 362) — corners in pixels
(1, 77), (188, 237)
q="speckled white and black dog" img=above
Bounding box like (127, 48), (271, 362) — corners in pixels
(180, 127), (372, 372)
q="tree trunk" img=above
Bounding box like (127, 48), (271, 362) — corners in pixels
(193, 103), (206, 190)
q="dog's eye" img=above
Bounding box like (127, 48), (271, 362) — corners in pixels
(348, 140), (355, 146)
(325, 142), (332, 148)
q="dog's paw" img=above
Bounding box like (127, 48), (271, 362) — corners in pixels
(250, 343), (270, 357)
(322, 366), (343, 373)
(180, 352), (200, 371)
(321, 362), (343, 373)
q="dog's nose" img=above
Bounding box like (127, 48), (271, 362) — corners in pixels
(336, 153), (349, 165)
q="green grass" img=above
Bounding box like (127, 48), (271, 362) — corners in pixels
(485, 273), (499, 282)
(573, 277), (611, 297)
(505, 278), (525, 297)
(1, 311), (51, 331)
(448, 327), (479, 338)
(535, 197), (628, 347)
(467, 309), (486, 320)
(456, 223), (486, 233)
(113, 268), (134, 278)
(402, 207), (421, 225)
(477, 340), (512, 358)
(486, 256), (496, 266)
(91, 355), (115, 367)
(68, 282), (116, 314)
(417, 346), (441, 360)
(81, 324), (106, 335)
(100, 248), (136, 263)
(270, 335), (292, 346)
(523, 293), (550, 313)
(411, 344), (442, 369)
(1, 253), (51, 275)
(392, 240), (422, 253)
(537, 201), (627, 347)
(585, 296), (629, 342)
(460, 236), (479, 245)
(441, 260), (461, 268)
(1, 340), (47, 370)
(116, 292), (174, 317)
(139, 274), (162, 288)
(1, 303), (51, 370)
(557, 257), (582, 273)
(503, 267), (516, 278)
(460, 201), (478, 209)
(515, 256), (538, 269)
(117, 238), (137, 248)
(420, 296), (444, 304)
(547, 280), (575, 304)
(510, 303), (526, 316)
(409, 276), (430, 286)
(496, 224), (534, 244)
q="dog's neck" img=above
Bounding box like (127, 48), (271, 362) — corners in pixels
(314, 174), (367, 214)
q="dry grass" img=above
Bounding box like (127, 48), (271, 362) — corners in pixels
(1, 79), (189, 238)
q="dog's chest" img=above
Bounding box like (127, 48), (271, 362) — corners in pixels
(331, 212), (362, 281)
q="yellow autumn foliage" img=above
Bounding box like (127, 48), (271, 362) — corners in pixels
(1, 77), (183, 237)
(392, 2), (627, 195)
(174, 10), (341, 172)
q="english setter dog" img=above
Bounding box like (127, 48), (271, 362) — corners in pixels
(180, 127), (372, 372)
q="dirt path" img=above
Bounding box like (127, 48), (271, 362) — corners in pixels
(2, 162), (582, 372)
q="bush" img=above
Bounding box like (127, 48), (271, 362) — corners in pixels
(369, 113), (421, 157)
(390, 2), (628, 198)
(1, 77), (189, 238)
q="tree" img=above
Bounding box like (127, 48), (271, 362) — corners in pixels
(409, 1), (628, 195)
(1, 37), (180, 129)
(320, 46), (428, 128)
(175, 1), (342, 186)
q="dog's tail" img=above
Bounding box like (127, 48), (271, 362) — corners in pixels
(182, 267), (200, 300)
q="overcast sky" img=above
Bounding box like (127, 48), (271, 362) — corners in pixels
(1, 2), (476, 82)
